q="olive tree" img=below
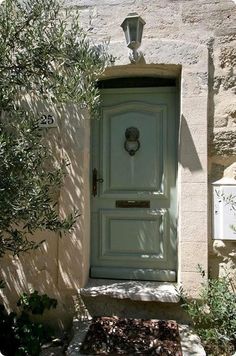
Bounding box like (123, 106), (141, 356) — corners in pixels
(0, 0), (110, 257)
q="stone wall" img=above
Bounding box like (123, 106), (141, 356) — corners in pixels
(69, 0), (236, 282)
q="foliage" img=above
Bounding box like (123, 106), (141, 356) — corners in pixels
(0, 291), (57, 355)
(0, 0), (110, 256)
(0, 111), (77, 256)
(180, 268), (236, 355)
(17, 290), (57, 314)
(0, 0), (109, 110)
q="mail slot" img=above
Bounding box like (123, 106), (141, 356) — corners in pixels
(116, 200), (150, 208)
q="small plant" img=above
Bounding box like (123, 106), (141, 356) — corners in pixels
(0, 291), (57, 355)
(17, 290), (57, 315)
(179, 267), (236, 355)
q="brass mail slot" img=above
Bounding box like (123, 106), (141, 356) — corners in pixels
(116, 200), (150, 208)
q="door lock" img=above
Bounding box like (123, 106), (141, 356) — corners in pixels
(92, 168), (104, 196)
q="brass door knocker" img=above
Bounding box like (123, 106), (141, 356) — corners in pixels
(124, 127), (140, 156)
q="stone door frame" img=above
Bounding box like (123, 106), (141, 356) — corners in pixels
(58, 39), (208, 297)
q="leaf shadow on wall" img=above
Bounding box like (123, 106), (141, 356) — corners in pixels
(179, 114), (203, 172)
(0, 99), (88, 331)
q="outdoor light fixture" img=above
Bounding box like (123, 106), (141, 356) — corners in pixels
(121, 13), (146, 63)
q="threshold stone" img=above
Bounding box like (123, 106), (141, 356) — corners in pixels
(80, 279), (180, 303)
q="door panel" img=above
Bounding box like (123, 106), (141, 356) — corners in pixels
(102, 103), (167, 194)
(100, 209), (167, 261)
(91, 87), (178, 282)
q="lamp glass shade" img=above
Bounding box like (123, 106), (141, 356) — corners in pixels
(121, 13), (145, 50)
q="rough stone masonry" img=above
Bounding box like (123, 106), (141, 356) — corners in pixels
(68, 0), (236, 283)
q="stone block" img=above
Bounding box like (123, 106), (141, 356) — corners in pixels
(213, 74), (236, 94)
(143, 40), (208, 67)
(214, 115), (228, 127)
(180, 184), (208, 212)
(181, 182), (207, 197)
(219, 46), (236, 69)
(180, 124), (207, 155)
(179, 211), (208, 242)
(179, 272), (207, 298)
(182, 71), (208, 97)
(80, 279), (180, 303)
(181, 96), (208, 126)
(215, 95), (236, 122)
(141, 3), (181, 36)
(179, 153), (207, 183)
(179, 325), (206, 356)
(212, 130), (236, 155)
(179, 242), (208, 273)
(180, 196), (207, 213)
(181, 1), (235, 31)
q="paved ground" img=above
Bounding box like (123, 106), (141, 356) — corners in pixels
(40, 317), (206, 356)
(65, 319), (206, 356)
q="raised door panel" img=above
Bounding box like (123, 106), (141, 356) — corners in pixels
(98, 209), (169, 266)
(101, 103), (167, 197)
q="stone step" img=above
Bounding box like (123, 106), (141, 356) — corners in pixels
(67, 279), (206, 355)
(80, 279), (180, 302)
(79, 279), (189, 323)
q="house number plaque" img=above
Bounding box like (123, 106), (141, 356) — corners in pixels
(39, 114), (57, 128)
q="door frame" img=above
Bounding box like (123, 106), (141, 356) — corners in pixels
(90, 83), (179, 281)
(58, 46), (208, 297)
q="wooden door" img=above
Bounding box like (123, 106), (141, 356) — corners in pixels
(91, 87), (178, 282)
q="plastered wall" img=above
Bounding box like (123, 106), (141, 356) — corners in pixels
(0, 103), (90, 329)
(0, 0), (236, 328)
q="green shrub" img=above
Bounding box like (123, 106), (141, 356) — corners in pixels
(180, 269), (236, 355)
(0, 0), (110, 258)
(0, 291), (57, 355)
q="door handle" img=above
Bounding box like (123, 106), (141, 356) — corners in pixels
(92, 168), (104, 196)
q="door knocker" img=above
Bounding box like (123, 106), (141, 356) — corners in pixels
(124, 127), (140, 156)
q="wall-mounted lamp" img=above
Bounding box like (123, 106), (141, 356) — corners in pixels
(121, 13), (146, 64)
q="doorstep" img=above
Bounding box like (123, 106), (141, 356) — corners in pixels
(66, 319), (206, 356)
(80, 279), (180, 303)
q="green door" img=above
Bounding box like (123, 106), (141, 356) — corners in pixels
(91, 87), (178, 282)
